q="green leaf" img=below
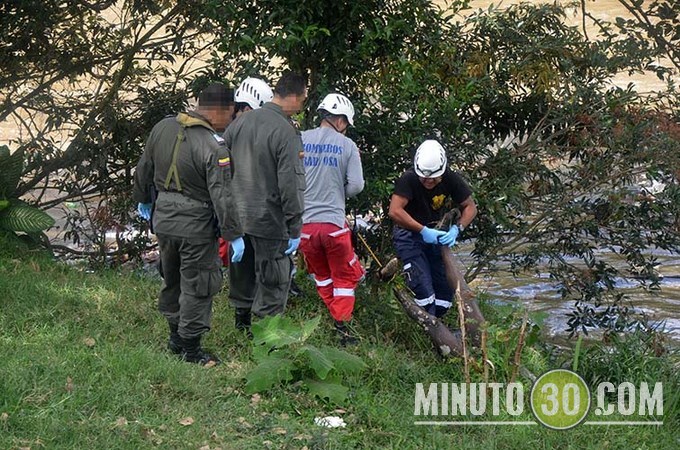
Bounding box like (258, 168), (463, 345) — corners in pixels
(529, 311), (548, 327)
(0, 147), (24, 197)
(252, 342), (273, 363)
(252, 315), (320, 348)
(321, 347), (367, 374)
(252, 343), (291, 363)
(572, 334), (584, 372)
(304, 379), (349, 404)
(244, 355), (295, 394)
(299, 315), (321, 340)
(251, 315), (299, 348)
(297, 345), (335, 380)
(0, 204), (55, 232)
(0, 200), (9, 211)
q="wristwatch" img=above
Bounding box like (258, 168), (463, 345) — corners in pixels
(456, 223), (465, 233)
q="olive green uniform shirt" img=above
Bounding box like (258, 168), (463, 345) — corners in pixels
(133, 111), (242, 241)
(224, 102), (305, 240)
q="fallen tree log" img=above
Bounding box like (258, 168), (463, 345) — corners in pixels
(441, 247), (485, 345)
(437, 209), (486, 344)
(392, 286), (464, 357)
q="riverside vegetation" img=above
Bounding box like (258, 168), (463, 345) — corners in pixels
(1, 235), (678, 449)
(2, 1), (680, 447)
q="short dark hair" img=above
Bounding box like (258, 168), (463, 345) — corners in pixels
(274, 71), (307, 98)
(198, 83), (234, 107)
(232, 102), (251, 120)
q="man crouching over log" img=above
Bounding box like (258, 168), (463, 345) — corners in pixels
(388, 139), (484, 353)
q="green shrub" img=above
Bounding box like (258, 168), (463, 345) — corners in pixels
(246, 315), (366, 404)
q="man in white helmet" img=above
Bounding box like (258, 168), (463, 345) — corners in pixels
(299, 93), (365, 345)
(224, 71), (307, 331)
(223, 76), (304, 298)
(232, 77), (274, 120)
(388, 139), (477, 318)
(218, 77), (274, 267)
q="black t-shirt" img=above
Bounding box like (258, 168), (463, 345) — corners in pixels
(393, 168), (472, 226)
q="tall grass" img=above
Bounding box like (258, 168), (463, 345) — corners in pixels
(0, 236), (678, 449)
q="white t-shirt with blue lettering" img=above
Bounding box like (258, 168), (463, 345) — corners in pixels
(301, 126), (364, 227)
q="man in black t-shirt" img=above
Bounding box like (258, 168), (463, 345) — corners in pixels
(388, 139), (478, 317)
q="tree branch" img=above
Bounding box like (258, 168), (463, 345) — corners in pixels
(14, 4), (187, 197)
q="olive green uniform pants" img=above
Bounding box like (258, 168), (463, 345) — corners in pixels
(157, 234), (222, 339)
(229, 235), (292, 317)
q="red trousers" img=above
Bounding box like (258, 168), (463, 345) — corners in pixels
(218, 237), (230, 266)
(300, 223), (365, 322)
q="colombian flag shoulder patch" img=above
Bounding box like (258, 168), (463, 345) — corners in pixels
(218, 157), (230, 167)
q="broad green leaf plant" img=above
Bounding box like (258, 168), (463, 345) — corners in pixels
(245, 315), (366, 404)
(0, 145), (54, 235)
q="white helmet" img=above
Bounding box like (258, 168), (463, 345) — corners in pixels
(317, 93), (355, 126)
(414, 140), (447, 178)
(234, 77), (274, 110)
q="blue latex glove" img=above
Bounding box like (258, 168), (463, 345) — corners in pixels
(419, 226), (446, 244)
(285, 237), (301, 255)
(438, 225), (460, 247)
(230, 237), (245, 263)
(137, 202), (152, 221)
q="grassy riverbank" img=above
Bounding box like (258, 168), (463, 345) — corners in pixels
(0, 238), (678, 449)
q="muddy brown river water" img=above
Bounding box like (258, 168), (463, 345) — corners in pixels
(458, 244), (680, 345)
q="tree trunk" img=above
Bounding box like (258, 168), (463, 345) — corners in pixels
(392, 286), (464, 357)
(440, 246), (485, 345)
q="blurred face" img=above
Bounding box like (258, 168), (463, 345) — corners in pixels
(285, 89), (307, 116)
(419, 176), (442, 190)
(207, 104), (234, 132)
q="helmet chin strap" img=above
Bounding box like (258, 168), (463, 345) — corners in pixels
(322, 117), (347, 135)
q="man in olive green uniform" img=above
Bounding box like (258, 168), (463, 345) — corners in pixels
(224, 71), (307, 329)
(133, 83), (245, 366)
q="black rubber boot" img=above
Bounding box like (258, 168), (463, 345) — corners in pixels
(289, 279), (302, 298)
(335, 321), (358, 347)
(167, 322), (182, 355)
(434, 305), (449, 318)
(235, 308), (252, 337)
(181, 336), (221, 366)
